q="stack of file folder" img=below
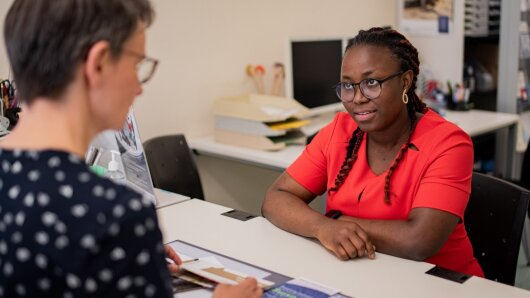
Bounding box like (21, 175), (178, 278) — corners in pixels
(213, 94), (310, 151)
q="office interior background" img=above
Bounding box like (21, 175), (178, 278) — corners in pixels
(1, 0), (525, 215)
(1, 0), (530, 292)
(0, 0), (518, 216)
(0, 0), (464, 138)
(134, 0), (458, 213)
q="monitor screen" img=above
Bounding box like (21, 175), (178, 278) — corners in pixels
(286, 38), (345, 116)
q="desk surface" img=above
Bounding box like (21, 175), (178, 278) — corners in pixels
(190, 109), (520, 171)
(154, 188), (190, 209)
(157, 199), (530, 298)
(443, 109), (519, 136)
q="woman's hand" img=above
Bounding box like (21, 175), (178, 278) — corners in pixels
(164, 245), (182, 275)
(212, 277), (263, 298)
(315, 219), (376, 260)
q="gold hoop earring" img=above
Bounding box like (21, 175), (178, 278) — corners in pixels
(402, 89), (409, 104)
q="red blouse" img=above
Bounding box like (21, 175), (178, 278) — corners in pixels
(287, 110), (484, 276)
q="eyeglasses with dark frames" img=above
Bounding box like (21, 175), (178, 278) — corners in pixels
(122, 49), (159, 84)
(333, 71), (404, 102)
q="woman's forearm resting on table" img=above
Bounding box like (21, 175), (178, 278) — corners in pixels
(262, 186), (324, 238)
(339, 207), (459, 261)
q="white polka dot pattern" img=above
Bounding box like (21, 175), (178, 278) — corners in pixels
(54, 221), (67, 234)
(55, 235), (69, 249)
(16, 248), (30, 262)
(35, 232), (49, 245)
(66, 273), (80, 289)
(37, 192), (50, 206)
(113, 205), (125, 218)
(85, 278), (97, 293)
(55, 170), (66, 182)
(58, 185), (73, 198)
(8, 185), (20, 200)
(110, 247), (126, 261)
(117, 276), (132, 291)
(0, 150), (172, 297)
(35, 254), (48, 269)
(37, 278), (50, 291)
(47, 156), (61, 168)
(41, 212), (57, 227)
(71, 204), (88, 218)
(11, 161), (22, 174)
(136, 250), (150, 266)
(28, 170), (40, 182)
(98, 268), (113, 282)
(23, 193), (35, 207)
(80, 235), (95, 249)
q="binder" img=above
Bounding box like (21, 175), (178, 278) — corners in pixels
(212, 94), (310, 150)
(214, 129), (306, 151)
(213, 94), (309, 122)
(214, 116), (310, 137)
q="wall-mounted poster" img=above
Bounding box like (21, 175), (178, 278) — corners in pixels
(398, 0), (454, 36)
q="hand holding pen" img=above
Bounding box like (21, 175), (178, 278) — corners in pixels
(164, 245), (182, 274)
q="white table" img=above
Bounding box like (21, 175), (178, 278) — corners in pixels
(190, 109), (520, 176)
(154, 188), (191, 209)
(157, 199), (530, 298)
(444, 109), (519, 177)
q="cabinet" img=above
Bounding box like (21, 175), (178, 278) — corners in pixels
(463, 0), (502, 111)
(463, 0), (524, 178)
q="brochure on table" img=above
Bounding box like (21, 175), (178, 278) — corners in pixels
(87, 108), (156, 204)
(167, 240), (351, 298)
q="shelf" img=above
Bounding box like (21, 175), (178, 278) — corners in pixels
(464, 35), (499, 44)
(469, 90), (497, 111)
(517, 99), (530, 113)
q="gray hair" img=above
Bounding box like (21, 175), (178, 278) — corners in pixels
(4, 0), (154, 104)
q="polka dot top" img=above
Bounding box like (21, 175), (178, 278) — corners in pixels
(0, 149), (173, 297)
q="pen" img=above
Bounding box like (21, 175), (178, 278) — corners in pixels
(182, 258), (199, 264)
(165, 257), (198, 264)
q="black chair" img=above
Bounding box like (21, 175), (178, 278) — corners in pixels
(143, 134), (205, 200)
(521, 138), (530, 190)
(507, 138), (530, 265)
(464, 172), (530, 285)
(520, 139), (530, 265)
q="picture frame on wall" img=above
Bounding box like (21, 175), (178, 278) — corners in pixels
(398, 0), (454, 36)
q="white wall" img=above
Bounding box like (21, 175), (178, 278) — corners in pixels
(136, 0), (398, 141)
(0, 0), (13, 78)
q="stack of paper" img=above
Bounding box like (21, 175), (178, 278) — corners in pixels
(213, 94), (310, 151)
(179, 258), (274, 289)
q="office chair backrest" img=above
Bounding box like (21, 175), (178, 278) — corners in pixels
(143, 134), (205, 200)
(464, 172), (530, 285)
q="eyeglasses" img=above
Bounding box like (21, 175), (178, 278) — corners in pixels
(122, 49), (159, 84)
(333, 71), (404, 102)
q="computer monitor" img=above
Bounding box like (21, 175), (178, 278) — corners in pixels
(285, 37), (346, 117)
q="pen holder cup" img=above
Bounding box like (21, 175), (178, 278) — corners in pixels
(446, 96), (473, 111)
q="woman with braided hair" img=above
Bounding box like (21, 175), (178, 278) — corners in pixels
(262, 27), (483, 277)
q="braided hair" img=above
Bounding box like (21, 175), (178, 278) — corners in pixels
(330, 27), (428, 204)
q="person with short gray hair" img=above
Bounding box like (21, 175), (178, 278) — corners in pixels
(0, 0), (262, 297)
